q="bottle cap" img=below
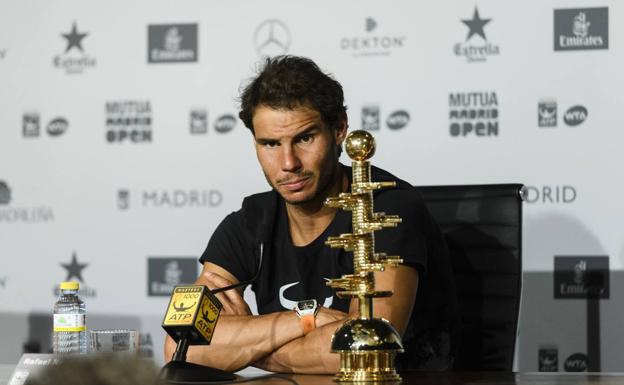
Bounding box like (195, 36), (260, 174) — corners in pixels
(60, 281), (79, 290)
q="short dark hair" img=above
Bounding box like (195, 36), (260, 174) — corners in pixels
(239, 55), (347, 133)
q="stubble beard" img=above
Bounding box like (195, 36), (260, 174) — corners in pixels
(265, 153), (340, 207)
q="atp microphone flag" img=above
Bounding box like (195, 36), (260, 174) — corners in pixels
(162, 285), (222, 345)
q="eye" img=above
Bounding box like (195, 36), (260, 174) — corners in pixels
(263, 141), (279, 148)
(297, 134), (314, 144)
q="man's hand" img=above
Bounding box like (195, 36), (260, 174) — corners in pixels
(201, 270), (251, 316)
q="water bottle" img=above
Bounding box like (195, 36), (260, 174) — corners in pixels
(53, 281), (87, 354)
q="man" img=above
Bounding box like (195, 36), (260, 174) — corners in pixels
(164, 56), (457, 373)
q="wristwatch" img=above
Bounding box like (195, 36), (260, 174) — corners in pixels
(294, 299), (319, 335)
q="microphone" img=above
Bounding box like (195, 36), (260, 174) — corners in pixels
(160, 244), (264, 383)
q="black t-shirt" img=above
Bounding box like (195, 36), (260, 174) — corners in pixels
(200, 166), (458, 370)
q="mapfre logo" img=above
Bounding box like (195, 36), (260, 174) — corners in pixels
(0, 181), (55, 224)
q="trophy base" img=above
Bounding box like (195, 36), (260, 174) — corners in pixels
(334, 351), (402, 383)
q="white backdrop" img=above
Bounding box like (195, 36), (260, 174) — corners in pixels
(1, 0), (623, 372)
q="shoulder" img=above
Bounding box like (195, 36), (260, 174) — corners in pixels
(233, 190), (280, 240)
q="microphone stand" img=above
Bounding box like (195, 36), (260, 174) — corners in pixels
(161, 333), (235, 382)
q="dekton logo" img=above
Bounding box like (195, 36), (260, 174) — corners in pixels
(454, 7), (500, 62)
(554, 8), (608, 51)
(341, 18), (406, 57)
(449, 92), (499, 137)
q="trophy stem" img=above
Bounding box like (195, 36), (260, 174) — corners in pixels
(358, 296), (372, 320)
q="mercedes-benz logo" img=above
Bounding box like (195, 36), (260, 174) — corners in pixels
(253, 19), (291, 57)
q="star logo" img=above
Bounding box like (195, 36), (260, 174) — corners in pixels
(61, 22), (89, 53)
(61, 252), (88, 282)
(462, 7), (491, 41)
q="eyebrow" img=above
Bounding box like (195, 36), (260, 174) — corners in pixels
(255, 125), (321, 145)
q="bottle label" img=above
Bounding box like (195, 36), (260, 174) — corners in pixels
(53, 314), (86, 332)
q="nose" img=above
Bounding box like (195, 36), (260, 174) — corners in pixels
(281, 144), (302, 173)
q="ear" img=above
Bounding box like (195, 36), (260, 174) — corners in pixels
(334, 112), (348, 146)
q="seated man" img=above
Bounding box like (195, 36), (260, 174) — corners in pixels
(164, 55), (458, 373)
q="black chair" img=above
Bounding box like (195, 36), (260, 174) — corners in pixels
(418, 184), (524, 371)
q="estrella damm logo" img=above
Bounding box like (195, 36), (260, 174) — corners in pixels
(163, 286), (201, 326)
(194, 293), (220, 343)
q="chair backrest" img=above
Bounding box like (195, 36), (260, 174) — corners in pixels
(418, 184), (524, 371)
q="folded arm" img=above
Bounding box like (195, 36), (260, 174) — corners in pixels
(164, 262), (304, 372)
(254, 264), (420, 374)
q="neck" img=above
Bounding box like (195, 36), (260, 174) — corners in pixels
(285, 164), (348, 246)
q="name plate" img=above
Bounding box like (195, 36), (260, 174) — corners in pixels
(8, 354), (59, 385)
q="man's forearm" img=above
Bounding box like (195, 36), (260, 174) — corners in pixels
(165, 311), (303, 372)
(253, 319), (345, 374)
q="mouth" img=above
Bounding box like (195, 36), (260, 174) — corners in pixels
(279, 177), (310, 192)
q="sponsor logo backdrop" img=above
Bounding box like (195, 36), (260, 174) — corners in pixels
(0, 0), (622, 372)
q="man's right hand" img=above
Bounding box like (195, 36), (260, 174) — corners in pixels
(201, 269), (251, 316)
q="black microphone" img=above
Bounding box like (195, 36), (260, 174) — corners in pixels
(160, 243), (264, 383)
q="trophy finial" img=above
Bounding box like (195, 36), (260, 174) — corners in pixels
(345, 130), (376, 161)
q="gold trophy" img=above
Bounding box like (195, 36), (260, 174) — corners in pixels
(325, 130), (404, 382)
